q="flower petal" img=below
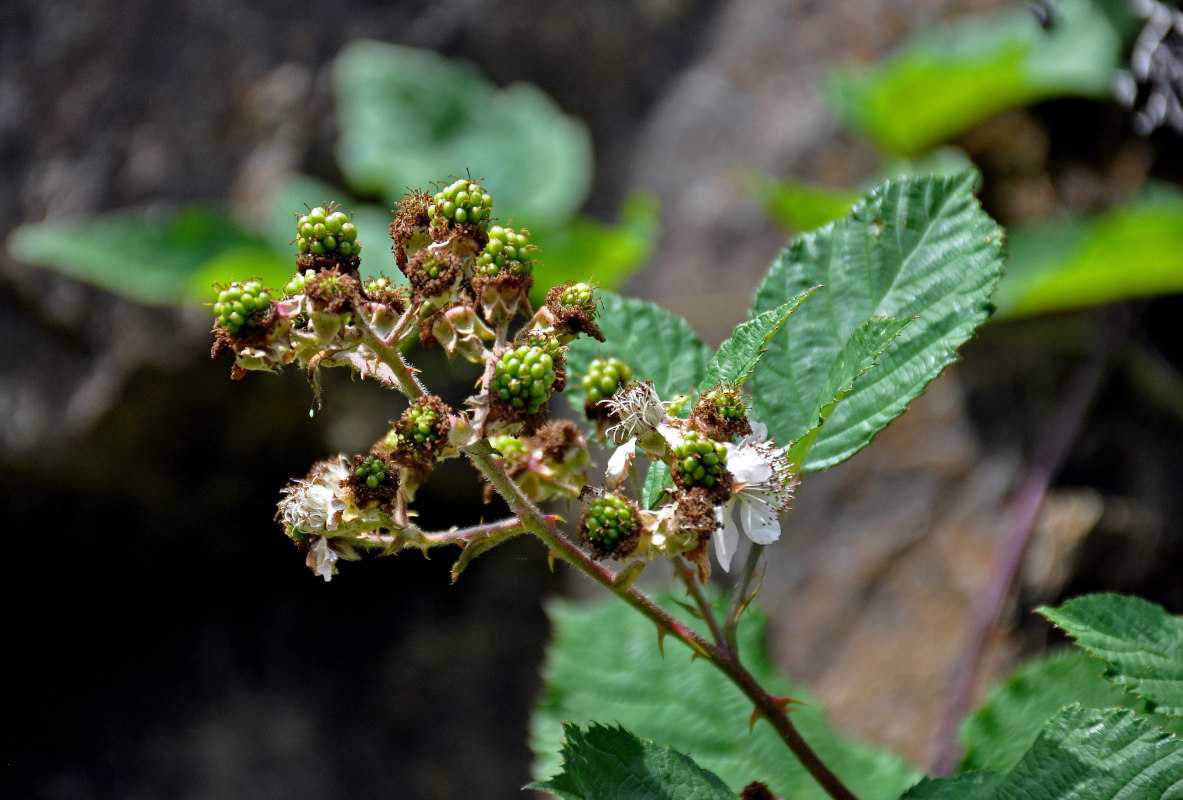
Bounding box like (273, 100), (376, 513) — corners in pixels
(714, 507), (740, 572)
(740, 494), (781, 545)
(605, 438), (636, 489)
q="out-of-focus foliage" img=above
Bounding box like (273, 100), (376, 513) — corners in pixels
(7, 42), (652, 307)
(993, 184), (1183, 318)
(827, 0), (1130, 157)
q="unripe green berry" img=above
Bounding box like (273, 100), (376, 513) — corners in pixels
(672, 432), (729, 489)
(489, 433), (528, 460)
(493, 340), (561, 414)
(582, 493), (641, 559)
(295, 203), (356, 255)
(429, 179), (493, 229)
(474, 225), (535, 278)
(213, 278), (272, 335)
(581, 356), (632, 404)
(559, 282), (595, 309)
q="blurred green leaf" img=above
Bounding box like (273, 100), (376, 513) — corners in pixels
(7, 206), (268, 306)
(334, 40), (593, 227)
(746, 173), (862, 232)
(532, 594), (922, 799)
(187, 247), (293, 303)
(827, 0), (1125, 156)
(995, 185), (1183, 318)
(529, 722), (735, 800)
(532, 193), (659, 302)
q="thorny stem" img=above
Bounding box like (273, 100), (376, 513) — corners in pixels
(723, 543), (764, 651)
(467, 446), (860, 800)
(352, 300), (426, 399)
(419, 517), (527, 546)
(674, 557), (729, 649)
(929, 343), (1110, 775)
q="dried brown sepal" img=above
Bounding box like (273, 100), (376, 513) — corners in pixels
(528, 419), (584, 464)
(362, 276), (408, 313)
(305, 267), (362, 315)
(689, 389), (752, 442)
(429, 218), (490, 254)
(341, 453), (399, 509)
(740, 782), (777, 800)
(471, 271), (534, 320)
(390, 189), (432, 270)
(583, 395), (622, 440)
(486, 398), (550, 437)
(405, 249), (462, 301)
(297, 250), (361, 276)
(673, 485), (722, 541)
(545, 282), (605, 342)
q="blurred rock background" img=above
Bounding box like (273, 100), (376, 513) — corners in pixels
(4, 0), (1182, 798)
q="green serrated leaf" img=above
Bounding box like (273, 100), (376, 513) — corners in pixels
(565, 291), (711, 412)
(751, 172), (1002, 472)
(7, 205), (266, 306)
(532, 594), (921, 800)
(827, 0), (1125, 156)
(994, 185), (1183, 318)
(1039, 593), (1183, 717)
(908, 705), (1183, 799)
(898, 770), (1000, 800)
(959, 649), (1138, 773)
(334, 41), (592, 228)
(698, 290), (816, 393)
(531, 193), (660, 304)
(529, 722), (735, 800)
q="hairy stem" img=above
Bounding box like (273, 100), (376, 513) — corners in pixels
(673, 557), (729, 649)
(353, 300), (426, 399)
(466, 446), (860, 800)
(723, 543), (764, 651)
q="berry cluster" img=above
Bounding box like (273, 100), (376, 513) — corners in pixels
(701, 388), (747, 420)
(581, 493), (641, 559)
(404, 403), (443, 447)
(474, 226), (534, 278)
(429, 179), (492, 226)
(296, 204), (360, 256)
(354, 455), (389, 490)
(581, 356), (632, 405)
(558, 282), (595, 309)
(672, 432), (729, 490)
(215, 279), (273, 335)
(493, 340), (561, 414)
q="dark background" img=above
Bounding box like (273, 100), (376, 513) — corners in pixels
(4, 1), (1182, 798)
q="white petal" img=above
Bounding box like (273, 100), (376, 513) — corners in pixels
(740, 494), (781, 545)
(605, 438), (636, 488)
(714, 507), (740, 572)
(725, 445), (772, 484)
(749, 421), (769, 441)
(307, 537), (339, 582)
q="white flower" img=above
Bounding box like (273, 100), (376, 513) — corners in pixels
(602, 381), (666, 444)
(277, 455), (350, 536)
(714, 427), (795, 571)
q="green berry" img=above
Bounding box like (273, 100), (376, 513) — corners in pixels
(213, 279), (272, 335)
(494, 340), (561, 414)
(429, 179), (493, 230)
(405, 404), (441, 446)
(559, 282), (595, 309)
(581, 356), (632, 404)
(702, 388), (747, 420)
(354, 455), (388, 490)
(295, 203), (356, 255)
(474, 225), (535, 278)
(672, 432), (729, 489)
(583, 493), (640, 557)
(284, 269), (316, 297)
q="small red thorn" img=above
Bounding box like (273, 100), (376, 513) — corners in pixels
(749, 696), (805, 732)
(655, 623), (669, 657)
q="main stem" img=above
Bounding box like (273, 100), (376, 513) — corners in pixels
(468, 447), (859, 800)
